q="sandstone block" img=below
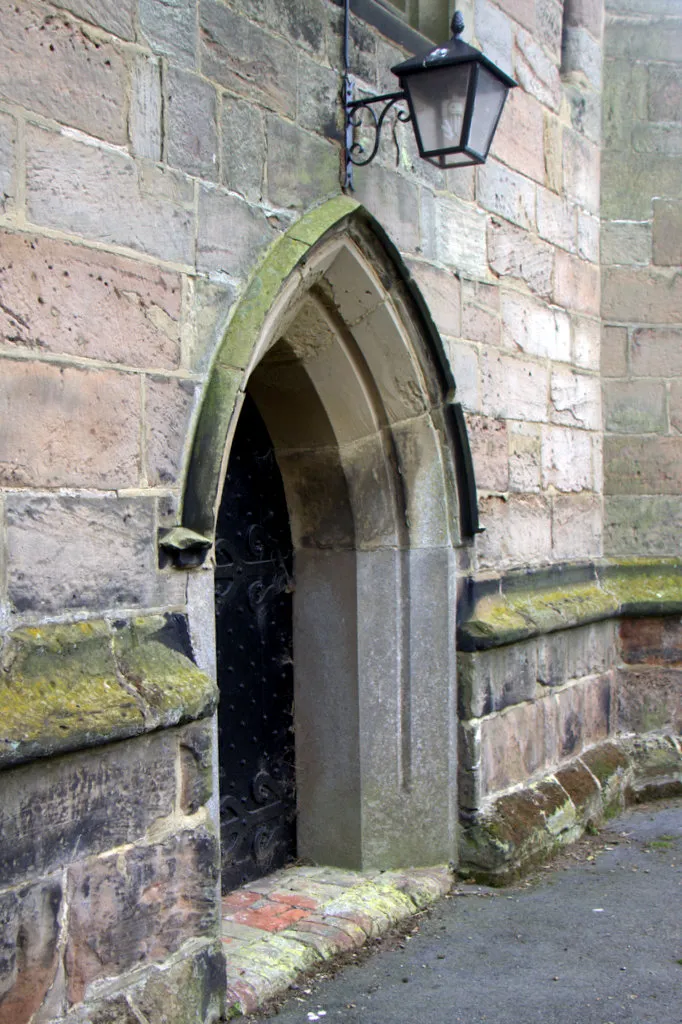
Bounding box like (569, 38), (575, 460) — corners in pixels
(602, 151), (682, 220)
(562, 129), (600, 214)
(553, 250), (599, 315)
(405, 261), (461, 338)
(620, 616), (682, 665)
(582, 674), (613, 746)
(462, 278), (500, 311)
(346, 165), (420, 255)
(65, 827), (220, 1004)
(488, 219), (554, 298)
(616, 666), (682, 735)
(129, 55), (162, 162)
(514, 28), (561, 112)
(266, 0), (326, 55)
(653, 200), (682, 266)
(491, 88), (545, 184)
(648, 63), (682, 122)
(0, 732), (177, 888)
(184, 275), (237, 373)
(467, 415), (508, 492)
(459, 640), (537, 719)
(601, 220), (652, 266)
(461, 301), (501, 346)
(669, 380), (682, 434)
(536, 0), (563, 58)
(509, 421), (541, 492)
(0, 877), (63, 1024)
(26, 127), (194, 265)
(631, 327), (682, 377)
(145, 375), (197, 486)
(0, 2), (128, 144)
(553, 491), (602, 559)
(633, 123), (682, 156)
(479, 697), (558, 794)
(179, 720), (214, 814)
(565, 81), (603, 146)
(200, 0), (296, 117)
(51, 0), (136, 39)
(501, 291), (571, 361)
(166, 66), (218, 181)
(196, 185), (277, 277)
(537, 188), (576, 252)
(572, 316), (600, 370)
(601, 325), (628, 377)
(604, 436), (682, 495)
(435, 193), (487, 279)
(481, 349), (549, 422)
(564, 0), (603, 36)
(602, 267), (682, 323)
(475, 0), (514, 77)
(476, 494), (552, 571)
(536, 631), (568, 686)
(550, 369), (601, 430)
(266, 117), (339, 210)
(5, 494), (180, 614)
(477, 160), (536, 231)
(0, 359), (140, 488)
(0, 113), (16, 215)
(297, 52), (343, 140)
(604, 379), (667, 434)
(555, 681), (586, 759)
(543, 111), (563, 193)
(561, 26), (602, 89)
(131, 942), (226, 1024)
(605, 18), (682, 63)
(448, 340), (480, 411)
(140, 0), (196, 68)
(0, 231), (182, 369)
(577, 212), (599, 263)
(604, 495), (682, 556)
(221, 98), (265, 202)
(542, 425), (592, 492)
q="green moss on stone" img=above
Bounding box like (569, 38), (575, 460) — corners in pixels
(287, 195), (360, 246)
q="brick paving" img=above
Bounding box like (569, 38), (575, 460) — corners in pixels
(221, 864), (453, 1016)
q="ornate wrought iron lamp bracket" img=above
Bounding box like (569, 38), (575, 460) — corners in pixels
(343, 76), (410, 190)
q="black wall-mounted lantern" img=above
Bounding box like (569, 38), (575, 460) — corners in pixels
(343, 10), (517, 189)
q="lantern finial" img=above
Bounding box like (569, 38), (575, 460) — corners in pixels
(451, 10), (465, 37)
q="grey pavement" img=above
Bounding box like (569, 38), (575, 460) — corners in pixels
(247, 801), (682, 1024)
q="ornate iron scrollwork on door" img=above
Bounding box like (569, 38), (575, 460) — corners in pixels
(214, 394), (296, 892)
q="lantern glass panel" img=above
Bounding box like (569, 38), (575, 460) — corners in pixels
(407, 63), (471, 155)
(467, 65), (509, 157)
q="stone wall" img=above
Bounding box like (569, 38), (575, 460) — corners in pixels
(601, 0), (682, 555)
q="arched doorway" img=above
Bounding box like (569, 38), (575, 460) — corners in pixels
(183, 200), (475, 876)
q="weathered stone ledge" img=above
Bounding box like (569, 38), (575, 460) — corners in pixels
(0, 615), (217, 769)
(458, 733), (682, 885)
(458, 559), (682, 651)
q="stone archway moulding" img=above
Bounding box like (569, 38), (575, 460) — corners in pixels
(180, 196), (476, 870)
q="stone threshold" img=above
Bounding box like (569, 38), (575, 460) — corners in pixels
(221, 864), (452, 1017)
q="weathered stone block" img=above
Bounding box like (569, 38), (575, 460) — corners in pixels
(617, 666), (682, 734)
(481, 349), (549, 422)
(567, 86), (602, 147)
(488, 219), (554, 298)
(459, 640), (537, 719)
(405, 260), (460, 339)
(566, 622), (617, 680)
(605, 18), (682, 63)
(5, 494), (175, 614)
(476, 494), (552, 571)
(461, 301), (501, 346)
(297, 51), (342, 140)
(196, 184), (277, 277)
(509, 421), (541, 492)
(554, 760), (601, 823)
(653, 199), (682, 266)
(0, 876), (63, 1024)
(620, 616), (682, 665)
(448, 340), (479, 411)
(266, 117), (339, 209)
(536, 631), (567, 686)
(140, 0), (196, 68)
(129, 54), (162, 162)
(553, 251), (599, 315)
(200, 0), (296, 116)
(604, 436), (682, 495)
(669, 380), (682, 434)
(130, 941), (226, 1024)
(602, 151), (682, 220)
(572, 316), (600, 371)
(491, 88), (545, 183)
(467, 415), (508, 492)
(0, 733), (177, 888)
(633, 123), (682, 156)
(179, 720), (214, 814)
(514, 28), (561, 112)
(562, 26), (602, 89)
(145, 375), (197, 486)
(604, 495), (682, 556)
(475, 0), (514, 77)
(0, 232), (182, 369)
(220, 98), (265, 202)
(555, 682), (585, 759)
(537, 188), (576, 252)
(648, 63), (682, 122)
(0, 113), (16, 215)
(603, 379), (667, 434)
(542, 425), (592, 492)
(26, 127), (194, 265)
(563, 129), (600, 214)
(51, 0), (136, 39)
(565, 0), (603, 36)
(0, 359), (140, 488)
(552, 493), (602, 560)
(0, 2), (128, 144)
(435, 194), (487, 279)
(479, 696), (558, 794)
(502, 291), (571, 361)
(536, 0), (563, 58)
(477, 161), (536, 231)
(65, 827), (220, 1003)
(601, 325), (628, 377)
(577, 212), (599, 263)
(347, 165), (420, 256)
(543, 111), (563, 192)
(601, 220), (651, 266)
(166, 66), (219, 181)
(631, 327), (682, 377)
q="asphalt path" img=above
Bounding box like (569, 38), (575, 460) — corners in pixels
(248, 800), (682, 1024)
